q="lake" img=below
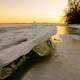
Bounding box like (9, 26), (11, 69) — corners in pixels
(1, 24), (80, 80)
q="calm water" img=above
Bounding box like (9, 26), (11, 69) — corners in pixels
(7, 26), (80, 80)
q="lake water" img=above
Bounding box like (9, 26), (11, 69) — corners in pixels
(4, 25), (80, 80)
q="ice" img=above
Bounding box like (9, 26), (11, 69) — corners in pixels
(0, 25), (56, 66)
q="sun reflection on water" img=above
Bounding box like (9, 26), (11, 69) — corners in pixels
(51, 26), (68, 43)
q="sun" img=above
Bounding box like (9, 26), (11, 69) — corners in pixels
(52, 0), (68, 19)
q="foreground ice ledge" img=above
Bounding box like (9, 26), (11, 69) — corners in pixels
(0, 26), (56, 66)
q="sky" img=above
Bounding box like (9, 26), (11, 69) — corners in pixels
(0, 0), (68, 23)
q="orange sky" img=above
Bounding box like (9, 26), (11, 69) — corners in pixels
(0, 0), (68, 23)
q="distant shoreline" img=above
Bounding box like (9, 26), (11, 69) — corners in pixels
(0, 22), (62, 24)
(0, 23), (65, 28)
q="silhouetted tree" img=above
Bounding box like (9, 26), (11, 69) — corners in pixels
(65, 0), (80, 24)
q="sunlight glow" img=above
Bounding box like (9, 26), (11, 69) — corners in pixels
(0, 0), (68, 23)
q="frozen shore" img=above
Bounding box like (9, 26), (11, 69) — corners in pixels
(0, 25), (56, 66)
